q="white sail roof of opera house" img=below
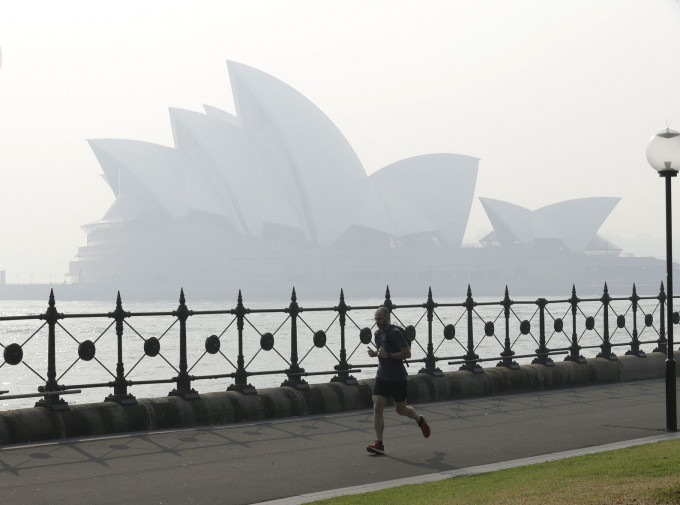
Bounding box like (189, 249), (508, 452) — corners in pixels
(535, 197), (621, 252)
(370, 153), (478, 246)
(88, 139), (190, 222)
(479, 196), (621, 252)
(83, 60), (480, 249)
(168, 106), (306, 239)
(227, 60), (368, 246)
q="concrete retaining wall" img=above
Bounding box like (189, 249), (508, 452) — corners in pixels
(0, 351), (675, 446)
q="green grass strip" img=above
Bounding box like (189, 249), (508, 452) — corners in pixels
(307, 439), (680, 505)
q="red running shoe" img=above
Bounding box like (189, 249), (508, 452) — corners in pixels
(418, 416), (431, 438)
(366, 440), (385, 454)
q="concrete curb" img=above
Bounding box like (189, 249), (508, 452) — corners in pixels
(0, 351), (674, 445)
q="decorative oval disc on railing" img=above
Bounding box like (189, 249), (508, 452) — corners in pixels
(313, 330), (326, 348)
(674, 312), (680, 325)
(78, 340), (96, 361)
(360, 327), (372, 345)
(585, 316), (595, 331)
(554, 318), (564, 333)
(205, 335), (220, 354)
(3, 343), (22, 365)
(260, 332), (275, 351)
(404, 325), (416, 342)
(484, 321), (495, 336)
(617, 315), (626, 328)
(443, 324), (455, 340)
(144, 337), (161, 357)
(520, 320), (531, 335)
(645, 314), (653, 327)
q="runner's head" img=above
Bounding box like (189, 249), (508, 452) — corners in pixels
(374, 307), (390, 331)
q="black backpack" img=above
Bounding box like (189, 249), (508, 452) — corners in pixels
(376, 324), (413, 366)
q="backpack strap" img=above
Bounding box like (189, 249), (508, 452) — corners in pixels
(387, 325), (410, 367)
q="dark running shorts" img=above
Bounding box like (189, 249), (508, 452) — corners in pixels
(373, 377), (408, 403)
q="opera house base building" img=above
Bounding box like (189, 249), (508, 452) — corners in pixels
(62, 240), (675, 301)
(3, 61), (673, 301)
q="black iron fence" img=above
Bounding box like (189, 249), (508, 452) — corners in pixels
(0, 283), (677, 410)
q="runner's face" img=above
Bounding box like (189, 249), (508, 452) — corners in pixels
(374, 311), (389, 330)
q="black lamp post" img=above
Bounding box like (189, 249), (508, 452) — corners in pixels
(646, 128), (680, 432)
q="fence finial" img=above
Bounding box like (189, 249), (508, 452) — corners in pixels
(426, 286), (435, 307)
(503, 286), (511, 305)
(382, 285), (394, 312)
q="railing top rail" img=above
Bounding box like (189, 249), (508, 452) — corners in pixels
(128, 311), (176, 317)
(523, 299), (569, 305)
(340, 303), (390, 310)
(422, 301), (466, 308)
(383, 303), (426, 310)
(0, 314), (44, 322)
(248, 307), (291, 314)
(287, 306), (332, 313)
(191, 309), (235, 316)
(472, 300), (505, 307)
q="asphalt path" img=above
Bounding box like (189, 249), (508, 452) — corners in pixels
(0, 379), (674, 505)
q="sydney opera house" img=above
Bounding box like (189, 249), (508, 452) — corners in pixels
(61, 61), (666, 300)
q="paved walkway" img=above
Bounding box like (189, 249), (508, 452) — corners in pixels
(0, 379), (677, 505)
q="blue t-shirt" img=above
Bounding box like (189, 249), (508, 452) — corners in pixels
(375, 325), (408, 381)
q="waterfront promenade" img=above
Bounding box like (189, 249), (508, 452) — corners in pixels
(0, 379), (676, 505)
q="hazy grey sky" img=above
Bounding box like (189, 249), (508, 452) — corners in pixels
(1, 0), (680, 283)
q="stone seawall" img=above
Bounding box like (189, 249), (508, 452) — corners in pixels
(0, 352), (674, 446)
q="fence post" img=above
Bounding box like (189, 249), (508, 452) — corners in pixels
(331, 289), (358, 384)
(169, 289), (199, 399)
(420, 287), (443, 376)
(461, 285), (482, 373)
(282, 288), (309, 389)
(597, 282), (617, 360)
(228, 290), (256, 394)
(35, 289), (68, 410)
(498, 286), (519, 369)
(655, 282), (668, 354)
(105, 291), (137, 405)
(626, 284), (646, 358)
(565, 285), (586, 363)
(532, 297), (554, 366)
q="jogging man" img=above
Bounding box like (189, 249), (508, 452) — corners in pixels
(366, 306), (430, 454)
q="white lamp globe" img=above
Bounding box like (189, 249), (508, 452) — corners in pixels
(646, 128), (680, 173)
